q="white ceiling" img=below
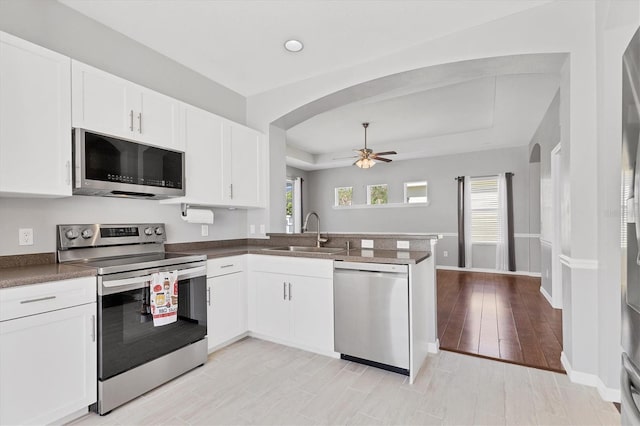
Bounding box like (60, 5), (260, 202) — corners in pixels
(59, 0), (561, 170)
(59, 0), (552, 97)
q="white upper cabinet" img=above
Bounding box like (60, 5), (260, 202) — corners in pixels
(222, 122), (264, 207)
(0, 31), (72, 197)
(72, 60), (184, 151)
(181, 105), (225, 204)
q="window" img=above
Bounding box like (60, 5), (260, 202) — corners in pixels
(470, 176), (499, 243)
(367, 184), (388, 205)
(335, 186), (353, 206)
(285, 179), (294, 233)
(404, 181), (428, 203)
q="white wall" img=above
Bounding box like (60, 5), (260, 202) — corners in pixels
(303, 146), (538, 272)
(529, 91), (561, 297)
(595, 0), (640, 396)
(0, 197), (247, 256)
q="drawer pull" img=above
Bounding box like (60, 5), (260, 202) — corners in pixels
(220, 264), (234, 268)
(20, 296), (56, 304)
(91, 315), (96, 342)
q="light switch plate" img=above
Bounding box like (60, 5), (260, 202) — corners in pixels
(250, 224), (256, 234)
(361, 239), (374, 249)
(397, 240), (410, 250)
(260, 224), (266, 234)
(201, 225), (209, 237)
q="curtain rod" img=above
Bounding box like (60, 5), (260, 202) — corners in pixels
(454, 173), (514, 181)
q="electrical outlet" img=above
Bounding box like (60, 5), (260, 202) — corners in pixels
(260, 224), (265, 234)
(201, 225), (209, 237)
(250, 224), (256, 234)
(361, 239), (374, 249)
(443, 251), (448, 257)
(397, 241), (410, 250)
(546, 269), (550, 278)
(19, 228), (33, 246)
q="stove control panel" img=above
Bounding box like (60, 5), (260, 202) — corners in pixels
(57, 223), (167, 250)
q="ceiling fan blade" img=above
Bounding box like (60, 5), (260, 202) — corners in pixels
(371, 156), (393, 162)
(372, 151), (397, 156)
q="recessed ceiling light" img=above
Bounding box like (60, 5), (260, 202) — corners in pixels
(284, 39), (304, 53)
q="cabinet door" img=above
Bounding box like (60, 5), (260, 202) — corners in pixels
(0, 31), (72, 197)
(138, 89), (183, 151)
(224, 123), (262, 206)
(209, 272), (245, 349)
(184, 106), (224, 203)
(0, 303), (97, 425)
(290, 277), (334, 352)
(253, 272), (290, 341)
(71, 60), (131, 139)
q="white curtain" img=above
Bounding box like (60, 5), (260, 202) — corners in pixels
(293, 177), (302, 233)
(464, 176), (473, 268)
(496, 173), (509, 270)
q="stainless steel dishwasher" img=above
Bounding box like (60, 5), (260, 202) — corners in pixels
(333, 261), (409, 375)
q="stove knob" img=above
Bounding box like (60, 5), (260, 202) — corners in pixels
(154, 227), (164, 236)
(65, 229), (79, 240)
(144, 227), (153, 236)
(81, 229), (94, 239)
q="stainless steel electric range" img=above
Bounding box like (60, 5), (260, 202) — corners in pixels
(57, 223), (208, 415)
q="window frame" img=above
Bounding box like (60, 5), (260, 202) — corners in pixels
(334, 186), (353, 207)
(469, 175), (499, 245)
(367, 184), (389, 205)
(403, 181), (428, 204)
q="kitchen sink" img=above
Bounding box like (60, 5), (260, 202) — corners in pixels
(262, 246), (346, 255)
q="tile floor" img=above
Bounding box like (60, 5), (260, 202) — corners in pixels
(71, 338), (619, 426)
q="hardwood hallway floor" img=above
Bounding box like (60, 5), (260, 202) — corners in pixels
(437, 270), (564, 372)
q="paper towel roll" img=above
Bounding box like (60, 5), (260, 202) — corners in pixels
(181, 207), (214, 224)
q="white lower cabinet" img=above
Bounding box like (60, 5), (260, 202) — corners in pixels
(206, 256), (247, 351)
(249, 256), (334, 354)
(0, 277), (97, 425)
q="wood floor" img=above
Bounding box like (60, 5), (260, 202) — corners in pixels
(72, 337), (618, 425)
(437, 270), (564, 372)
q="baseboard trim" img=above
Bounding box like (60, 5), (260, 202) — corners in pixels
(207, 332), (249, 354)
(560, 352), (620, 402)
(436, 265), (541, 277)
(540, 286), (554, 307)
(427, 339), (440, 354)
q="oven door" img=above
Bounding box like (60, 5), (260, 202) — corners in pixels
(97, 264), (207, 381)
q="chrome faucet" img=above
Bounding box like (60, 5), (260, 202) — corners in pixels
(302, 211), (328, 248)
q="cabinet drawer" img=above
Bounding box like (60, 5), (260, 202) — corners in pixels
(0, 277), (96, 322)
(249, 255), (333, 279)
(207, 256), (245, 277)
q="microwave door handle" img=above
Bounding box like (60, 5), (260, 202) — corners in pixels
(103, 274), (154, 288)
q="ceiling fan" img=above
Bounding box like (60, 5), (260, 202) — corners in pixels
(353, 122), (397, 168)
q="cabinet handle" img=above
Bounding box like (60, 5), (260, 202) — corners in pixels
(288, 282), (292, 301)
(207, 287), (211, 306)
(129, 110), (134, 131)
(65, 160), (71, 186)
(138, 112), (142, 134)
(20, 295), (56, 304)
(220, 264), (234, 268)
(283, 282), (286, 300)
(91, 315), (96, 342)
(230, 184), (233, 199)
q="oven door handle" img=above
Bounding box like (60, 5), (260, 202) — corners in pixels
(103, 274), (154, 288)
(102, 265), (207, 288)
(177, 266), (207, 281)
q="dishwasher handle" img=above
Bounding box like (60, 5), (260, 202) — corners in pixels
(334, 261), (408, 274)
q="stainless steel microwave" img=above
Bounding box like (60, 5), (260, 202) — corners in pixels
(73, 128), (185, 199)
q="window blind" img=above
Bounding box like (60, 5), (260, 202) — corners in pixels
(470, 176), (499, 243)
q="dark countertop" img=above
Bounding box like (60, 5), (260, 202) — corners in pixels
(174, 245), (431, 265)
(0, 263), (97, 289)
(2, 237), (433, 289)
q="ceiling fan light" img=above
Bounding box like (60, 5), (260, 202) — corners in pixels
(355, 158), (375, 169)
